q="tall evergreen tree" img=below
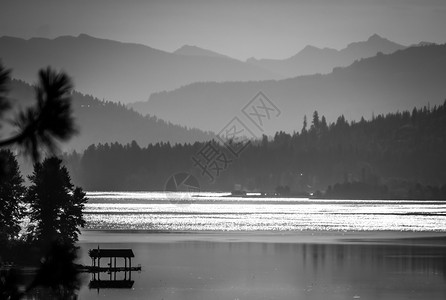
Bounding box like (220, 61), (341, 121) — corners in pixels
(301, 115), (308, 134)
(26, 157), (87, 246)
(0, 150), (25, 243)
(311, 110), (320, 132)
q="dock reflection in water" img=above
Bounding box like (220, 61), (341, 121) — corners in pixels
(89, 270), (135, 291)
(87, 247), (141, 294)
(78, 235), (446, 300)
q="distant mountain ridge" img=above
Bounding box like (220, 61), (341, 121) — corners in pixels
(247, 34), (407, 77)
(0, 34), (276, 104)
(6, 78), (214, 152)
(130, 43), (446, 135)
(0, 33), (412, 111)
(173, 45), (232, 60)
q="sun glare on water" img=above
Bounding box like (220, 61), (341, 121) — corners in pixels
(83, 192), (446, 231)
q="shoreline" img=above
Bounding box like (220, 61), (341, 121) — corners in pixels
(78, 229), (446, 246)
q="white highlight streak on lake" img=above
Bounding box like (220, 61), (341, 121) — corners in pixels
(84, 192), (446, 231)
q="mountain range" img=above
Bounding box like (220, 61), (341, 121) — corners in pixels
(131, 43), (446, 135)
(0, 34), (275, 104)
(0, 33), (410, 109)
(2, 33), (443, 144)
(5, 79), (213, 152)
(246, 34), (406, 77)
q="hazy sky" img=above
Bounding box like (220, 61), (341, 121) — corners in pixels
(1, 0), (445, 60)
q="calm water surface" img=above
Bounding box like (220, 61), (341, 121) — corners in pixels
(76, 192), (446, 299)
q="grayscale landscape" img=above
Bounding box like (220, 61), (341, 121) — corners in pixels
(1, 1), (446, 299)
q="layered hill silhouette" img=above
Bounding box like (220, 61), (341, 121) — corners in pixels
(0, 34), (410, 109)
(173, 45), (232, 60)
(0, 34), (275, 104)
(131, 43), (446, 135)
(247, 34), (406, 77)
(5, 79), (213, 152)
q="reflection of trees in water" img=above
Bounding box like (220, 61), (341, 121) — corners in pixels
(254, 241), (446, 297)
(26, 242), (82, 299)
(297, 241), (446, 280)
(1, 241), (82, 299)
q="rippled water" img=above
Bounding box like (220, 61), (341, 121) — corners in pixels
(84, 192), (446, 231)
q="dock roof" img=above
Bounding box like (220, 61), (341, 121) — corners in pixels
(89, 249), (135, 258)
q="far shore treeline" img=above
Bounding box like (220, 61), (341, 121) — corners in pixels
(64, 100), (446, 199)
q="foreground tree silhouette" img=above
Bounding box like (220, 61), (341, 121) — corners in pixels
(0, 63), (77, 161)
(0, 150), (25, 245)
(26, 157), (87, 247)
(0, 62), (82, 299)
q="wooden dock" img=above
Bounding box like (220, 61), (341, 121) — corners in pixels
(88, 247), (136, 270)
(85, 246), (142, 291)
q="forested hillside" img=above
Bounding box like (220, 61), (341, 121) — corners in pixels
(65, 100), (446, 196)
(7, 79), (214, 151)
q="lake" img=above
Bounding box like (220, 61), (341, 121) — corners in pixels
(75, 192), (446, 299)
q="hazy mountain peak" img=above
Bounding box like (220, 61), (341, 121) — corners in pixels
(367, 33), (385, 42)
(347, 33), (404, 49)
(173, 44), (232, 60)
(298, 45), (321, 54)
(343, 34), (406, 59)
(347, 34), (383, 47)
(246, 57), (258, 63)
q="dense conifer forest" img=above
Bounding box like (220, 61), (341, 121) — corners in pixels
(65, 100), (446, 198)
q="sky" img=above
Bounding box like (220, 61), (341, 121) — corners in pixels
(1, 0), (446, 60)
